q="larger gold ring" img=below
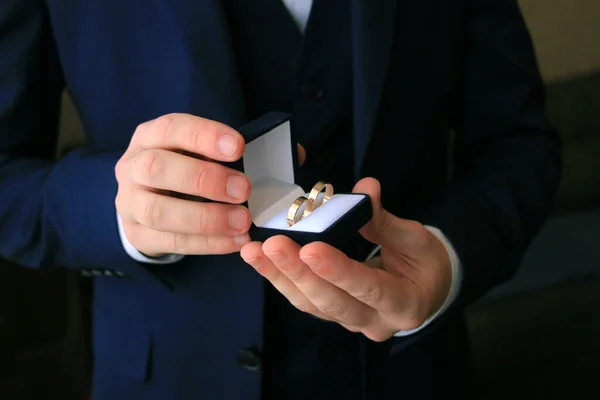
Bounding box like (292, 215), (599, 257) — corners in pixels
(287, 196), (313, 226)
(308, 181), (334, 208)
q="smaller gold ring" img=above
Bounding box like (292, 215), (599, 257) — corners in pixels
(287, 196), (313, 226)
(308, 181), (334, 207)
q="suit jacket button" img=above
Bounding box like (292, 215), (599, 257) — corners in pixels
(236, 348), (261, 372)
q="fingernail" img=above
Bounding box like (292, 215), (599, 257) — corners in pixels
(218, 133), (239, 157)
(227, 175), (249, 200)
(301, 254), (322, 269)
(229, 208), (249, 231)
(265, 251), (288, 266)
(235, 234), (250, 246)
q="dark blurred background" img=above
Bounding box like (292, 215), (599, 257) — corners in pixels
(1, 1), (599, 399)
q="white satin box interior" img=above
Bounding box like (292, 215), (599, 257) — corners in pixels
(235, 112), (372, 247)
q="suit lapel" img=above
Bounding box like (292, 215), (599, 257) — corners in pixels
(351, 0), (398, 177)
(162, 0), (246, 126)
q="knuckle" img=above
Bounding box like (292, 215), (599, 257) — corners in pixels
(186, 123), (204, 153)
(377, 211), (395, 236)
(161, 232), (182, 253)
(194, 206), (208, 233)
(356, 282), (384, 306)
(286, 269), (307, 283)
(141, 196), (162, 227)
(190, 164), (208, 192)
(155, 114), (176, 139)
(318, 298), (347, 319)
(138, 150), (164, 185)
(134, 114), (176, 149)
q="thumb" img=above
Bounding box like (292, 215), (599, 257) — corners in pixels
(353, 177), (418, 249)
(353, 177), (395, 246)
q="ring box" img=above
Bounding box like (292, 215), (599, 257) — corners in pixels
(234, 112), (372, 248)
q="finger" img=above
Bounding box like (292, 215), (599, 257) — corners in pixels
(133, 113), (245, 162)
(130, 149), (251, 203)
(240, 242), (331, 320)
(121, 188), (251, 235)
(353, 177), (426, 248)
(124, 222), (250, 256)
(299, 242), (404, 315)
(352, 177), (393, 245)
(297, 143), (306, 167)
(263, 236), (377, 327)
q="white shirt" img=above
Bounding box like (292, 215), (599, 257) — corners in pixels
(282, 0), (313, 32)
(118, 0), (462, 337)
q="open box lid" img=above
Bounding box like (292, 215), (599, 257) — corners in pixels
(238, 112), (305, 227)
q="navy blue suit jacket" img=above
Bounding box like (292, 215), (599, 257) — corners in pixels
(0, 0), (560, 399)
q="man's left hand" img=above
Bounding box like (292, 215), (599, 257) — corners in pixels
(240, 178), (452, 342)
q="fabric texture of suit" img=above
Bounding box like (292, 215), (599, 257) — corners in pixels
(0, 0), (561, 399)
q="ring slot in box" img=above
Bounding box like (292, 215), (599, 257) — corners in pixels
(236, 112), (372, 248)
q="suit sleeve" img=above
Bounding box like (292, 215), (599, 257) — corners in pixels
(0, 0), (168, 288)
(419, 0), (562, 306)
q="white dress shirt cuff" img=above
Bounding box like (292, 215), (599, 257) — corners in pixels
(364, 225), (462, 337)
(116, 211), (185, 264)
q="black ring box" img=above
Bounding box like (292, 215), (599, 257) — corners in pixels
(231, 112), (372, 249)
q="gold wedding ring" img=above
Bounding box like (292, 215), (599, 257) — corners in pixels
(287, 196), (314, 226)
(308, 181), (334, 207)
(286, 182), (335, 227)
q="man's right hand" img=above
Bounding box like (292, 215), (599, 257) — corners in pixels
(115, 113), (252, 257)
